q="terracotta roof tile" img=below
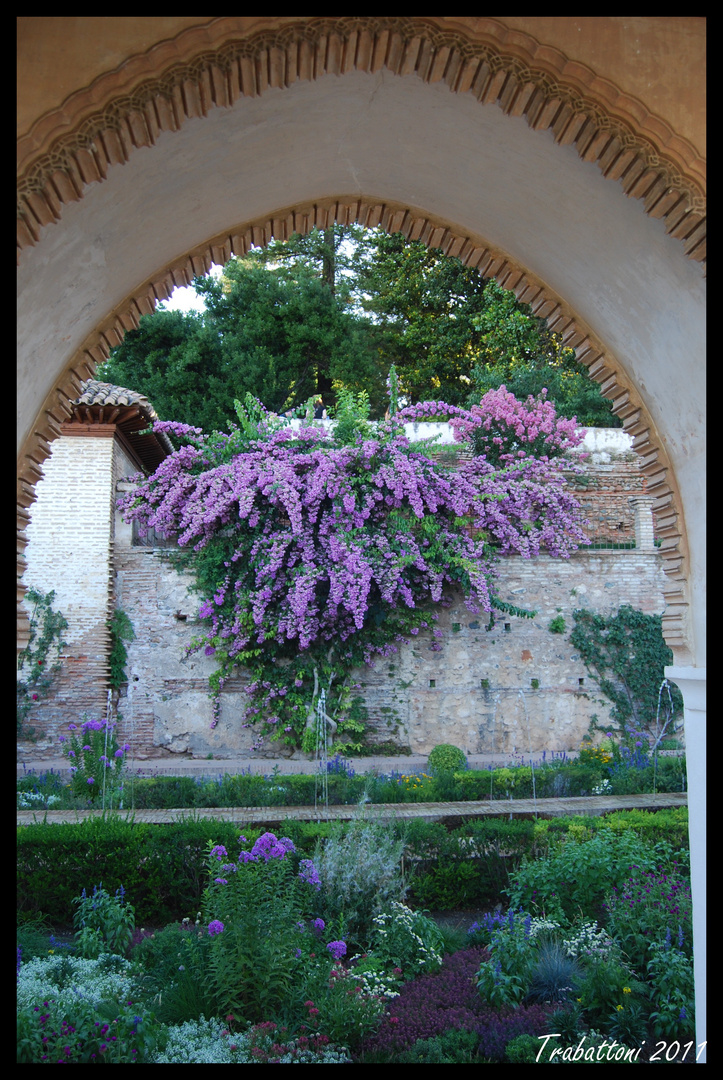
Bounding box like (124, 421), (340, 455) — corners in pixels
(73, 379), (159, 418)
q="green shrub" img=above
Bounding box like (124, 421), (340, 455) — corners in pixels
(476, 909), (536, 1008)
(597, 807), (689, 847)
(603, 866), (692, 970)
(574, 956), (643, 1029)
(73, 883), (135, 958)
(506, 830), (681, 923)
(131, 922), (215, 1026)
(368, 901), (444, 979)
(16, 912), (56, 963)
(397, 1029), (481, 1063)
(506, 1032), (561, 1064)
(647, 942), (695, 1041)
(426, 744), (468, 775)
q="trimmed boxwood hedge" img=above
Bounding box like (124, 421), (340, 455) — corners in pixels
(17, 808), (688, 926)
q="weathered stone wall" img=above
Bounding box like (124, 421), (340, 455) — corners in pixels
(111, 540), (667, 760)
(20, 426), (668, 760)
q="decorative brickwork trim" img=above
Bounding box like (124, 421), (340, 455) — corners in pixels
(17, 17), (705, 255)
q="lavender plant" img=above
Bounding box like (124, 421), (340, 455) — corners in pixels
(118, 386), (587, 751)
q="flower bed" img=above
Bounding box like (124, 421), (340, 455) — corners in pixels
(17, 741), (687, 813)
(17, 814), (697, 1063)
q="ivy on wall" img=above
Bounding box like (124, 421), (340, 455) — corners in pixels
(17, 589), (69, 738)
(108, 609), (135, 689)
(569, 605), (683, 748)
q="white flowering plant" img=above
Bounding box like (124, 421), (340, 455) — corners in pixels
(369, 901), (444, 980)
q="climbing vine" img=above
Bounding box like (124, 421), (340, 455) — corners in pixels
(569, 605), (684, 749)
(17, 588), (69, 738)
(119, 384), (588, 753)
(108, 609), (135, 689)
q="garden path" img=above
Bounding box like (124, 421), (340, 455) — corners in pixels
(17, 792), (686, 827)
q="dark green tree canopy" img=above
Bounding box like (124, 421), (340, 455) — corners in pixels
(98, 226), (618, 428)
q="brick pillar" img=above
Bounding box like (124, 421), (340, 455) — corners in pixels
(19, 433), (115, 749)
(629, 495), (656, 551)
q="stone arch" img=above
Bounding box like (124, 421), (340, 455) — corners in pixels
(17, 17), (704, 668)
(15, 23), (707, 1053)
(17, 198), (689, 652)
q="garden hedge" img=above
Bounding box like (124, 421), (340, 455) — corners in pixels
(17, 809), (688, 926)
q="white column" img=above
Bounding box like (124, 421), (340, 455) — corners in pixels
(665, 666), (706, 1063)
(629, 495), (656, 552)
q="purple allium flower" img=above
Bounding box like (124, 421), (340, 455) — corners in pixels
(327, 940), (347, 960)
(207, 920), (225, 936)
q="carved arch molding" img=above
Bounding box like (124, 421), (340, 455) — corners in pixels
(17, 16), (704, 654)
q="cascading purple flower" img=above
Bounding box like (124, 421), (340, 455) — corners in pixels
(119, 392), (588, 745)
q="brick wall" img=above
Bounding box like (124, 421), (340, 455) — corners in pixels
(18, 433), (136, 755)
(109, 533), (667, 762)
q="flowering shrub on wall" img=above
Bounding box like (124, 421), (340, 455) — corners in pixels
(118, 386), (587, 752)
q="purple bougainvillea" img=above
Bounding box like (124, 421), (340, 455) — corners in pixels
(119, 389), (587, 749)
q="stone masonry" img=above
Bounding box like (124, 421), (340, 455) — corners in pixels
(19, 419), (668, 761)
